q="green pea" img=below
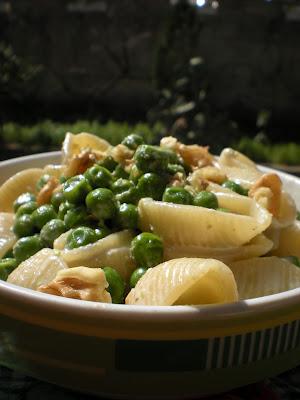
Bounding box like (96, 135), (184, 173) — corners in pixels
(13, 192), (36, 212)
(129, 267), (147, 288)
(51, 191), (65, 211)
(36, 174), (51, 191)
(98, 156), (118, 172)
(66, 227), (98, 250)
(116, 187), (139, 204)
(13, 214), (36, 238)
(222, 180), (248, 196)
(193, 191), (218, 209)
(111, 178), (134, 194)
(85, 165), (112, 189)
(58, 201), (74, 220)
(134, 145), (171, 173)
(167, 163), (186, 175)
(40, 219), (66, 247)
(137, 173), (166, 201)
(13, 235), (43, 264)
(15, 201), (37, 218)
(116, 203), (139, 230)
(162, 187), (193, 205)
(131, 232), (163, 269)
(121, 133), (144, 150)
(95, 226), (111, 240)
(32, 204), (57, 230)
(113, 164), (129, 179)
(63, 175), (92, 204)
(103, 266), (125, 304)
(0, 258), (18, 281)
(64, 206), (89, 229)
(284, 256), (300, 267)
(86, 188), (117, 220)
(3, 248), (13, 258)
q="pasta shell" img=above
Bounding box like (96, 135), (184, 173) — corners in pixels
(270, 221), (300, 258)
(0, 168), (43, 212)
(138, 196), (272, 248)
(272, 191), (297, 229)
(164, 234), (273, 263)
(7, 248), (67, 290)
(59, 230), (135, 280)
(43, 163), (65, 179)
(53, 230), (72, 250)
(62, 132), (111, 164)
(218, 148), (262, 188)
(0, 212), (17, 258)
(125, 258), (238, 306)
(230, 256), (300, 299)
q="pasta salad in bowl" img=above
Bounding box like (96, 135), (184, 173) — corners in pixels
(0, 132), (300, 398)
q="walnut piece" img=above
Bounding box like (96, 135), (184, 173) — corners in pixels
(37, 177), (60, 206)
(37, 266), (112, 303)
(249, 173), (282, 217)
(110, 144), (134, 167)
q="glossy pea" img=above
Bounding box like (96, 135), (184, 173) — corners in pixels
(86, 188), (117, 220)
(36, 174), (51, 191)
(116, 203), (139, 230)
(129, 267), (147, 288)
(13, 214), (36, 238)
(134, 145), (171, 173)
(64, 206), (89, 229)
(131, 232), (163, 269)
(193, 191), (218, 209)
(58, 201), (74, 220)
(137, 173), (166, 201)
(103, 267), (125, 304)
(162, 187), (193, 205)
(63, 175), (92, 204)
(222, 180), (248, 196)
(98, 156), (118, 172)
(66, 227), (98, 250)
(0, 258), (18, 281)
(32, 204), (57, 230)
(121, 133), (144, 150)
(111, 178), (133, 194)
(112, 164), (129, 179)
(13, 235), (43, 264)
(51, 191), (65, 211)
(13, 192), (36, 212)
(15, 201), (37, 218)
(84, 165), (112, 189)
(40, 219), (66, 247)
(167, 163), (186, 175)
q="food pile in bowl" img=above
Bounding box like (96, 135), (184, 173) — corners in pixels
(0, 132), (299, 306)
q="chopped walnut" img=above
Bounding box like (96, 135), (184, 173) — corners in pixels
(37, 177), (60, 206)
(64, 149), (101, 177)
(37, 266), (112, 303)
(160, 136), (213, 168)
(110, 144), (134, 167)
(169, 172), (186, 187)
(249, 173), (282, 217)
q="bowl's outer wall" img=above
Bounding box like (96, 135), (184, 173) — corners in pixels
(1, 152), (300, 398)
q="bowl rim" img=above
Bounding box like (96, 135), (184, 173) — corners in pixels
(0, 151), (300, 328)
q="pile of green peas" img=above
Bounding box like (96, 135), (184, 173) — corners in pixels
(0, 133), (251, 301)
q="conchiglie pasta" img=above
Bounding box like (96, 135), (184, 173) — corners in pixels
(0, 168), (43, 212)
(229, 256), (300, 299)
(0, 212), (17, 258)
(7, 248), (67, 290)
(270, 221), (300, 258)
(62, 132), (112, 164)
(164, 234), (273, 264)
(59, 230), (136, 280)
(126, 258), (238, 306)
(138, 195), (272, 248)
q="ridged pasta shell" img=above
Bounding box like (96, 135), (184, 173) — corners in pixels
(7, 248), (67, 290)
(270, 221), (300, 258)
(43, 163), (65, 179)
(62, 132), (112, 164)
(164, 234), (273, 263)
(230, 256), (300, 299)
(125, 257), (238, 306)
(138, 195), (272, 248)
(53, 230), (72, 250)
(218, 148), (262, 188)
(0, 212), (17, 258)
(59, 230), (135, 280)
(272, 191), (297, 229)
(0, 168), (43, 212)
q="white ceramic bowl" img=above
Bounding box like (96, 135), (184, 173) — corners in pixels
(0, 152), (300, 399)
